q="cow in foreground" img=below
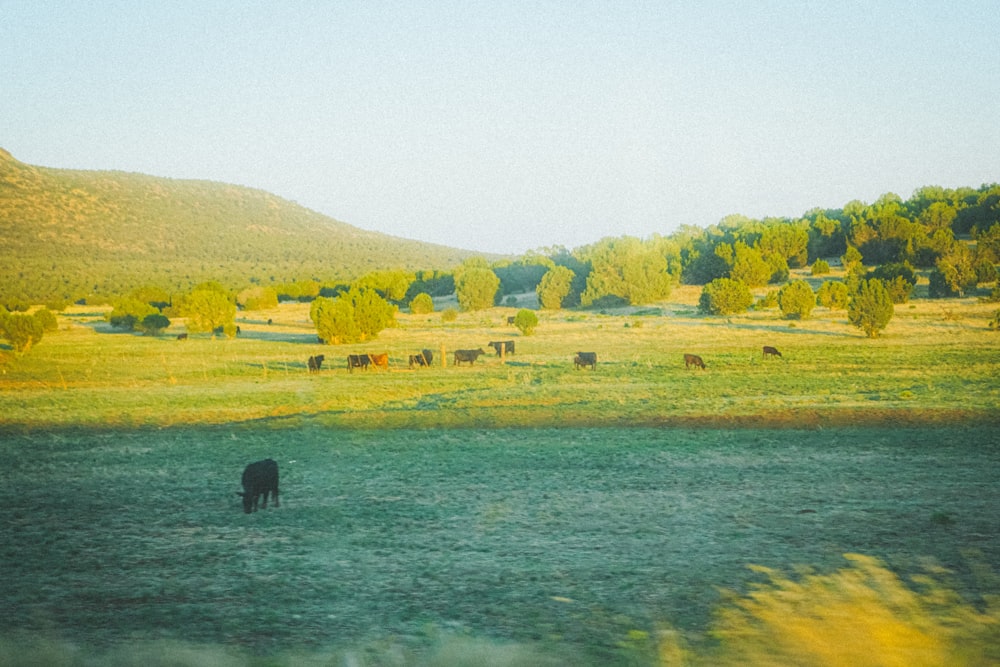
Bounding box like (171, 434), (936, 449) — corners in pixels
(489, 340), (515, 357)
(347, 354), (371, 372)
(762, 345), (782, 359)
(454, 348), (487, 366)
(409, 349), (434, 368)
(574, 352), (597, 370)
(307, 354), (325, 372)
(237, 459), (279, 514)
(684, 353), (706, 370)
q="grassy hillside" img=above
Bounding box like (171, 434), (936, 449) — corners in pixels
(0, 148), (486, 302)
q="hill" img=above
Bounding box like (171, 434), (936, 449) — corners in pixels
(0, 149), (489, 303)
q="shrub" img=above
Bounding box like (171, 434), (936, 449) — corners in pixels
(33, 308), (59, 332)
(0, 311), (44, 354)
(237, 285), (279, 311)
(869, 263), (916, 303)
(108, 297), (158, 331)
(811, 259), (831, 275)
(454, 261), (500, 312)
(817, 280), (849, 310)
(849, 279), (894, 338)
(183, 289), (237, 334)
(513, 309), (539, 336)
(755, 290), (779, 310)
(138, 313), (170, 336)
(310, 288), (395, 344)
(777, 280), (816, 319)
(409, 292), (434, 314)
(536, 265), (575, 310)
(699, 278), (754, 315)
(441, 307), (458, 323)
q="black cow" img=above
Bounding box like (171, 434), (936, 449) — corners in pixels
(307, 354), (325, 372)
(489, 340), (515, 357)
(762, 345), (782, 359)
(684, 353), (706, 370)
(574, 352), (597, 370)
(506, 316), (516, 326)
(409, 349), (434, 368)
(176, 333), (188, 340)
(454, 348), (487, 366)
(347, 354), (371, 372)
(237, 459), (279, 514)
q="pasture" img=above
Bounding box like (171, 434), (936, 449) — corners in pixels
(1, 285), (999, 664)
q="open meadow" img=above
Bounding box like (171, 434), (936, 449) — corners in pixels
(1, 285), (999, 665)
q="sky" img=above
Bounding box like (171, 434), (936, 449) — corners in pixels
(3, 1), (999, 255)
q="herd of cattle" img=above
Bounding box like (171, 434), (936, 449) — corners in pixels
(306, 344), (783, 373)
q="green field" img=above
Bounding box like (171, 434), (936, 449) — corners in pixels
(1, 288), (999, 665)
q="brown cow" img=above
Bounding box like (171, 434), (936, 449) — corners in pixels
(454, 348), (486, 366)
(369, 353), (389, 370)
(762, 345), (782, 359)
(684, 353), (706, 370)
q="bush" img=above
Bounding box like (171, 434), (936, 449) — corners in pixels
(849, 279), (894, 338)
(139, 313), (171, 336)
(755, 290), (779, 310)
(536, 265), (575, 310)
(699, 278), (754, 315)
(441, 307), (458, 323)
(183, 289), (237, 335)
(237, 285), (279, 311)
(33, 308), (58, 332)
(455, 262), (500, 312)
(0, 311), (44, 354)
(811, 259), (831, 275)
(409, 292), (434, 314)
(817, 280), (849, 310)
(513, 309), (539, 336)
(108, 297), (158, 331)
(310, 288), (396, 344)
(778, 280), (816, 319)
(869, 263), (916, 304)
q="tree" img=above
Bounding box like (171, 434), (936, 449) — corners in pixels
(868, 263), (916, 304)
(351, 287), (397, 339)
(817, 280), (849, 310)
(0, 311), (44, 354)
(580, 236), (676, 306)
(454, 259), (500, 312)
(237, 285), (279, 311)
(536, 266), (575, 310)
(513, 309), (539, 336)
(699, 278), (754, 315)
(311, 296), (359, 344)
(33, 308), (59, 333)
(409, 292), (434, 314)
(778, 280), (816, 319)
(108, 297), (158, 331)
(139, 313), (171, 336)
(848, 279), (894, 338)
(759, 222), (809, 268)
(729, 242), (773, 287)
(928, 244), (977, 297)
(184, 289), (237, 335)
(354, 270), (415, 302)
(811, 259), (831, 275)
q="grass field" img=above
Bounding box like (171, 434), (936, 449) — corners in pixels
(1, 285), (999, 664)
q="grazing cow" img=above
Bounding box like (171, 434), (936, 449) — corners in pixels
(506, 316), (516, 326)
(454, 348), (487, 366)
(684, 353), (706, 370)
(176, 333), (188, 340)
(762, 345), (782, 359)
(237, 459), (279, 514)
(307, 354), (325, 372)
(347, 354), (371, 372)
(489, 340), (515, 357)
(369, 353), (389, 370)
(236, 326), (241, 336)
(574, 352), (597, 370)
(409, 349), (434, 368)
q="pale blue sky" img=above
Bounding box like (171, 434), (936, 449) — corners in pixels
(3, 1), (998, 254)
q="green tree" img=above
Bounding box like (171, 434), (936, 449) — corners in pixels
(454, 259), (500, 312)
(869, 263), (916, 304)
(108, 297), (158, 331)
(310, 288), (395, 344)
(33, 308), (59, 332)
(759, 222), (809, 268)
(536, 265), (575, 310)
(237, 285), (279, 311)
(848, 279), (894, 338)
(699, 278), (754, 315)
(409, 292), (434, 314)
(817, 280), (849, 310)
(841, 246), (863, 273)
(351, 287), (397, 339)
(777, 280), (816, 319)
(139, 313), (171, 336)
(929, 244), (977, 297)
(513, 308), (539, 335)
(811, 259), (831, 275)
(355, 270), (415, 302)
(729, 242), (773, 287)
(580, 236), (676, 306)
(184, 289), (237, 335)
(0, 311), (44, 354)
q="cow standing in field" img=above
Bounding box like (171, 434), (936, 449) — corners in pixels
(574, 352), (597, 370)
(347, 354), (371, 372)
(237, 459), (279, 514)
(684, 353), (706, 370)
(176, 333), (188, 340)
(454, 348), (487, 366)
(409, 349), (434, 368)
(489, 341), (515, 357)
(762, 345), (782, 359)
(369, 353), (389, 370)
(307, 354), (325, 372)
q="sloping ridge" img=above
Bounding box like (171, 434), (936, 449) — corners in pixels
(0, 149), (487, 300)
